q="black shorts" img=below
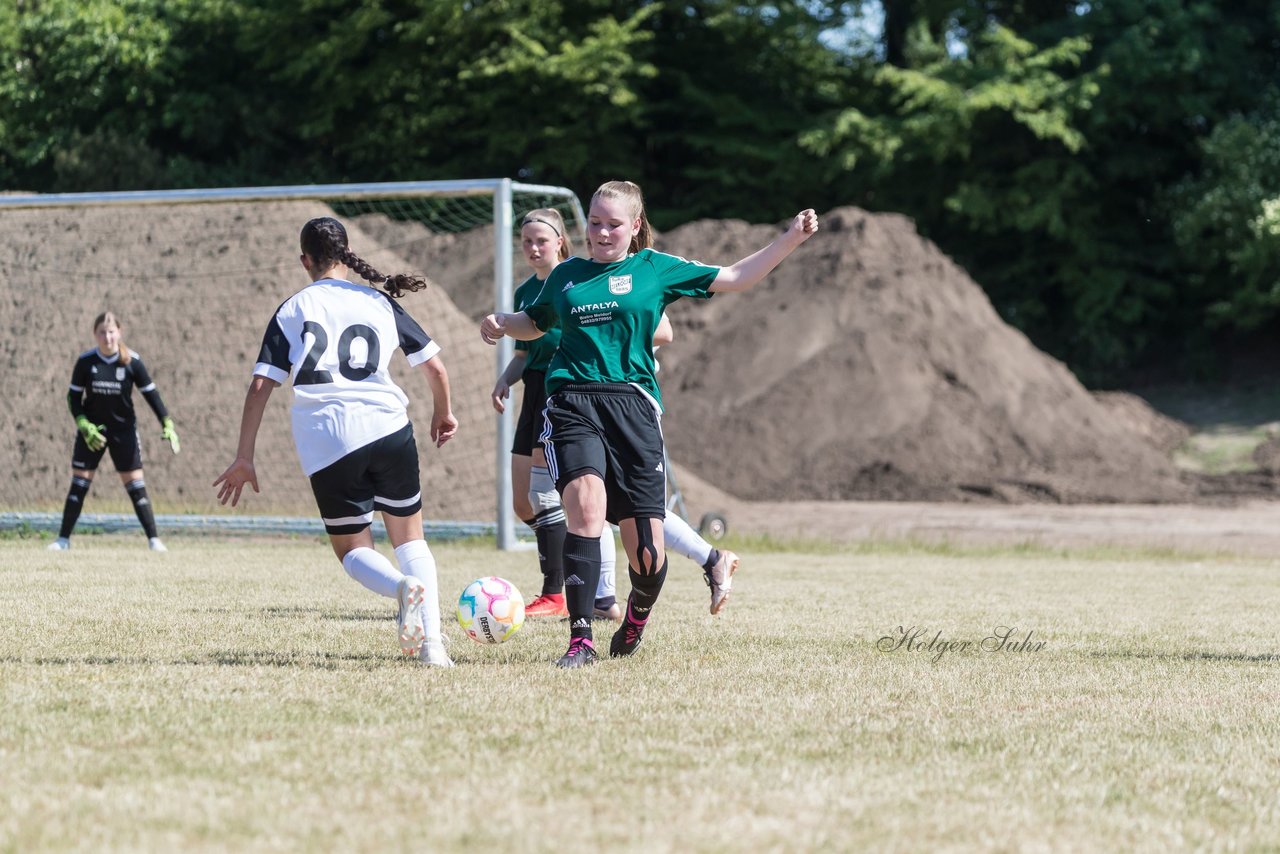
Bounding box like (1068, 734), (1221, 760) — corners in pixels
(511, 369), (547, 457)
(309, 423), (422, 535)
(72, 422), (143, 472)
(541, 383), (666, 523)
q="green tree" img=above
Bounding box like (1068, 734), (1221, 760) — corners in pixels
(0, 1), (662, 193)
(1168, 95), (1280, 333)
(806, 0), (1280, 381)
(634, 1), (861, 227)
(0, 0), (176, 190)
(802, 24), (1105, 353)
(220, 0), (662, 190)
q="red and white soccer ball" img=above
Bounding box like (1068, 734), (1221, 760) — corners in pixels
(457, 576), (525, 644)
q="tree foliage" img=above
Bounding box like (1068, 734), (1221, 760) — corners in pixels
(1169, 94), (1280, 330)
(806, 0), (1280, 380)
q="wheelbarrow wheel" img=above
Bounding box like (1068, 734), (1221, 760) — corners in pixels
(697, 511), (728, 541)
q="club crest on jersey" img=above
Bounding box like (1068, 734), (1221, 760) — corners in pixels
(608, 275), (632, 295)
(116, 367), (126, 381)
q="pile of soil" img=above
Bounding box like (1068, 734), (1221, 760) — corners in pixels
(0, 201), (1198, 517)
(1091, 392), (1192, 454)
(652, 208), (1191, 503)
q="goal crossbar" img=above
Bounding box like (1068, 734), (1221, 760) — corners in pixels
(0, 179), (582, 210)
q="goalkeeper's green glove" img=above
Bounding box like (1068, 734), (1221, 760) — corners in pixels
(75, 415), (107, 452)
(161, 417), (180, 454)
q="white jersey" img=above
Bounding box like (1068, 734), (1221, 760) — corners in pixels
(253, 278), (441, 475)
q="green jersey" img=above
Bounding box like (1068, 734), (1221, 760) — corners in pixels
(512, 274), (561, 373)
(525, 249), (718, 409)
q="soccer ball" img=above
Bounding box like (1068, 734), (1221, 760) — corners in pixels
(457, 576), (525, 644)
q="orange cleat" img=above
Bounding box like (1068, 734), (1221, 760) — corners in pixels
(525, 592), (568, 618)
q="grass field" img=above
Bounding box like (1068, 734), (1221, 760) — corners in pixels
(3, 532), (1279, 851)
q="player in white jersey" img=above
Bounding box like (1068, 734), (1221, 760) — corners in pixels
(214, 216), (458, 667)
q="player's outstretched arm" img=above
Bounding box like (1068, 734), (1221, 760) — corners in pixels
(213, 375), (278, 506)
(481, 311), (544, 344)
(710, 209), (819, 293)
(418, 355), (458, 448)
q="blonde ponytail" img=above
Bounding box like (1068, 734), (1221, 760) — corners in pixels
(592, 181), (652, 253)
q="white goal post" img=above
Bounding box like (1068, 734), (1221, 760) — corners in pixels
(0, 179), (586, 550)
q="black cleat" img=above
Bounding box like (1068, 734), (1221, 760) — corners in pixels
(555, 638), (598, 669)
(609, 617), (647, 658)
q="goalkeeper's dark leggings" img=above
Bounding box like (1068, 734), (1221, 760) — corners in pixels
(58, 469), (158, 541)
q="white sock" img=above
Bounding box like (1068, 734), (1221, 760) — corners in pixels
(663, 511), (713, 565)
(341, 547), (404, 599)
(596, 527), (617, 599)
(395, 539), (442, 641)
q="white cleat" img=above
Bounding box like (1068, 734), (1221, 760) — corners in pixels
(420, 635), (454, 668)
(397, 577), (427, 656)
(47, 538), (71, 551)
(148, 537), (168, 553)
(707, 549), (740, 615)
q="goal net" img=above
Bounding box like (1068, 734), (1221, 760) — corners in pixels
(0, 180), (585, 549)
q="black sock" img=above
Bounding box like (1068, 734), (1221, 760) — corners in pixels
(562, 533), (601, 641)
(530, 511), (567, 595)
(627, 559), (669, 621)
(126, 478), (158, 539)
(58, 476), (92, 539)
(702, 548), (721, 573)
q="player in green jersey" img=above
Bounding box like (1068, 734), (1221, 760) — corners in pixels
(490, 209), (619, 619)
(482, 180), (818, 668)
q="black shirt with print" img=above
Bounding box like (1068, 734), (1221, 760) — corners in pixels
(67, 348), (169, 426)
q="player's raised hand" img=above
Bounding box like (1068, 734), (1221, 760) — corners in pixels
(491, 379), (511, 414)
(432, 410), (459, 447)
(788, 209), (819, 241)
(213, 458), (259, 507)
(480, 313), (507, 345)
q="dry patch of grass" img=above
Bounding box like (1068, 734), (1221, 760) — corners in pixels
(3, 535), (1279, 850)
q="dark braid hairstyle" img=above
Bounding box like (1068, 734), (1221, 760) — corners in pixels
(299, 216), (427, 299)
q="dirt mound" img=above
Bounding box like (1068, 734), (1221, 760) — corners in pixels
(0, 201), (1198, 516)
(0, 203), (498, 519)
(1092, 391), (1192, 453)
(652, 207), (1192, 503)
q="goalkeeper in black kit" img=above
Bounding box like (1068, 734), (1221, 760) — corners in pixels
(48, 311), (180, 552)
